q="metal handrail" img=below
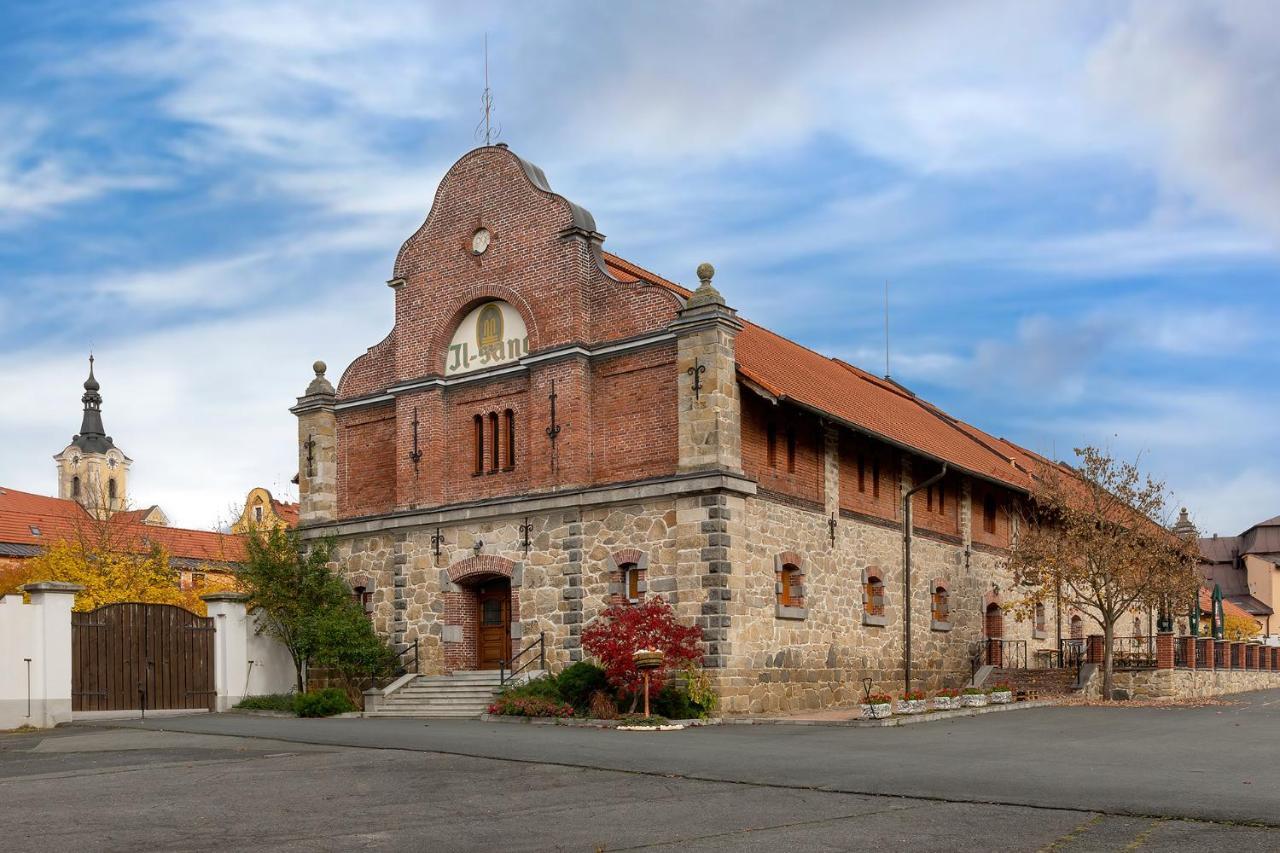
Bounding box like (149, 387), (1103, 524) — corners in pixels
(500, 632), (546, 687)
(984, 638), (1027, 669)
(367, 638), (419, 692)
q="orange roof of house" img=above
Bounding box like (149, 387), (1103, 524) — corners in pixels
(604, 252), (1037, 492)
(1199, 587), (1255, 622)
(0, 486), (244, 564)
(271, 499), (300, 527)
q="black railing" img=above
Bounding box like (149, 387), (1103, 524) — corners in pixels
(1110, 635), (1156, 669)
(1214, 642), (1226, 669)
(366, 638), (419, 692)
(1195, 640), (1207, 668)
(1174, 638), (1188, 668)
(984, 639), (1027, 669)
(500, 632), (546, 687)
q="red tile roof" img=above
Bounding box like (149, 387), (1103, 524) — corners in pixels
(0, 486), (244, 564)
(604, 252), (1036, 492)
(271, 499), (299, 527)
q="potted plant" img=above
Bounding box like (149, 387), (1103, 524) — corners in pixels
(959, 686), (988, 708)
(932, 688), (961, 711)
(898, 689), (927, 714)
(989, 682), (1013, 704)
(860, 692), (894, 719)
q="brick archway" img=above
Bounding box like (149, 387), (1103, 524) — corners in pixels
(442, 555), (522, 671)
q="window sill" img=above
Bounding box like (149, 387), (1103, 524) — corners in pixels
(863, 613), (887, 627)
(931, 620), (952, 632)
(1032, 629), (1047, 640)
(775, 605), (807, 621)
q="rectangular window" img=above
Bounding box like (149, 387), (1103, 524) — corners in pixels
(473, 415), (484, 475)
(767, 423), (777, 468)
(857, 454), (866, 493)
(865, 579), (885, 616)
(623, 566), (640, 601)
(489, 412), (499, 472)
(983, 495), (997, 534)
(872, 459), (881, 499)
(504, 409), (516, 470)
(786, 428), (797, 473)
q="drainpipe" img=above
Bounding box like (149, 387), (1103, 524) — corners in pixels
(903, 462), (947, 696)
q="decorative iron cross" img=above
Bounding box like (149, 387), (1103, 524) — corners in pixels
(688, 360), (706, 402)
(408, 407), (423, 474)
(828, 513), (837, 547)
(305, 433), (315, 478)
(430, 528), (444, 560)
(518, 517), (533, 556)
(546, 380), (562, 444)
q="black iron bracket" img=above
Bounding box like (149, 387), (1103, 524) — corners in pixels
(828, 513), (837, 547)
(408, 407), (423, 474)
(430, 528), (444, 561)
(518, 517), (533, 556)
(305, 433), (315, 478)
(688, 360), (706, 402)
(546, 379), (563, 445)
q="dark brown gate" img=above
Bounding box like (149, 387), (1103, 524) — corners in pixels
(72, 603), (216, 712)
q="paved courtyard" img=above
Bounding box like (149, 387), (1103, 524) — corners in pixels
(4, 690), (1280, 851)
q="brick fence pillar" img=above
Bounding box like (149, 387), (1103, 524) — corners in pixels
(1156, 633), (1175, 669)
(1180, 636), (1197, 670)
(1087, 634), (1105, 664)
(1200, 637), (1214, 670)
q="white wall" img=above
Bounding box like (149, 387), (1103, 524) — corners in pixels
(0, 584), (79, 729)
(203, 594), (295, 710)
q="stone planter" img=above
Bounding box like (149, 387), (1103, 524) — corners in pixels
(959, 692), (988, 708)
(860, 703), (893, 720)
(932, 696), (957, 711)
(989, 690), (1013, 705)
(898, 699), (927, 715)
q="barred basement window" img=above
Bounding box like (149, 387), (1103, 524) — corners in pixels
(983, 494), (997, 534)
(932, 586), (949, 622)
(778, 564), (802, 606)
(504, 409), (516, 470)
(767, 423), (777, 468)
(473, 415), (484, 474)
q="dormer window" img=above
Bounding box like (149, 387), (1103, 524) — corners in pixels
(29, 525), (41, 536)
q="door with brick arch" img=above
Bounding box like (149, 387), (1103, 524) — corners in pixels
(476, 580), (511, 670)
(984, 603), (1004, 666)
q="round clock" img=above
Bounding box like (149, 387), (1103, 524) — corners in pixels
(471, 228), (491, 255)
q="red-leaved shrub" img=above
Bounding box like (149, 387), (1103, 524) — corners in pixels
(488, 696), (575, 718)
(580, 597), (703, 698)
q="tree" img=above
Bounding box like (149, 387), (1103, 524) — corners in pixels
(1008, 447), (1200, 701)
(1224, 612), (1261, 642)
(581, 597), (703, 711)
(237, 525), (393, 691)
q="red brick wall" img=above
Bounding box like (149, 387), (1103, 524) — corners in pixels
(741, 394), (823, 506)
(838, 432), (900, 521)
(337, 404), (396, 518)
(590, 344), (678, 484)
(970, 479), (1012, 549)
(911, 471), (961, 537)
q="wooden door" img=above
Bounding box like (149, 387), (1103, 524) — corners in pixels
(476, 582), (510, 670)
(984, 603), (1004, 667)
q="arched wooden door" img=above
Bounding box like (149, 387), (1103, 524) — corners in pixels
(475, 580), (511, 670)
(984, 603), (1004, 666)
(72, 603), (215, 712)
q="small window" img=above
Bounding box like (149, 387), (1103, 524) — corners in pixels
(766, 423), (777, 468)
(504, 409), (516, 470)
(1034, 603), (1047, 633)
(620, 563), (640, 603)
(778, 564), (803, 606)
(857, 454), (866, 493)
(983, 494), (997, 534)
(1133, 616), (1141, 637)
(473, 415), (484, 474)
(253, 505), (264, 523)
(1070, 614), (1083, 640)
(353, 585), (373, 616)
(926, 485), (934, 512)
(30, 525), (41, 536)
(71, 476), (81, 498)
(864, 575), (885, 616)
(786, 428), (797, 473)
(872, 459), (880, 498)
(192, 572), (206, 589)
(108, 478), (117, 500)
(489, 412), (500, 473)
(932, 586), (949, 622)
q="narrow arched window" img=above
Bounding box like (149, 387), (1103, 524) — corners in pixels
(778, 564), (803, 607)
(864, 573), (885, 616)
(473, 415), (484, 475)
(620, 563), (640, 603)
(108, 478), (117, 500)
(72, 476), (81, 498)
(932, 586), (949, 622)
(504, 409), (516, 470)
(983, 494), (997, 534)
(489, 412), (499, 472)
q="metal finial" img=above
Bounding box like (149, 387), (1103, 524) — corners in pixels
(475, 34), (501, 146)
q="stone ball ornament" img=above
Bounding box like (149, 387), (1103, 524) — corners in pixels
(313, 360), (327, 376)
(696, 262), (715, 284)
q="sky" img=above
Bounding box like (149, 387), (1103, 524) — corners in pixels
(1, 1), (1277, 535)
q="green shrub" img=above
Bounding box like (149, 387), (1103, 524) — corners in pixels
(292, 687), (357, 717)
(488, 696), (575, 718)
(651, 684), (697, 720)
(617, 714), (669, 727)
(234, 694), (295, 712)
(556, 661), (609, 711)
(499, 673), (563, 702)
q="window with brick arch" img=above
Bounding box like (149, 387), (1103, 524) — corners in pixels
(489, 412), (499, 472)
(473, 415), (484, 475)
(778, 564), (803, 607)
(864, 573), (885, 617)
(503, 409), (516, 470)
(620, 563), (640, 603)
(353, 586), (373, 618)
(931, 586), (949, 622)
(983, 494), (997, 534)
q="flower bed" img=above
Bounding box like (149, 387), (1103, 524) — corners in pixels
(959, 687), (988, 708)
(487, 696), (575, 718)
(989, 682), (1013, 705)
(860, 692), (894, 719)
(932, 688), (961, 711)
(898, 690), (927, 715)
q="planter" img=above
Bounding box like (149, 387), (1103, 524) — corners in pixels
(932, 696), (957, 711)
(989, 690), (1013, 705)
(860, 703), (893, 720)
(959, 693), (988, 708)
(897, 699), (927, 715)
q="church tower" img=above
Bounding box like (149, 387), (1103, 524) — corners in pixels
(53, 356), (131, 518)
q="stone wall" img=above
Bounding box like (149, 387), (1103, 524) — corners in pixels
(1099, 666), (1280, 700)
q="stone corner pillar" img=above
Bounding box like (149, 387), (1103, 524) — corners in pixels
(201, 591), (250, 711)
(290, 361), (338, 525)
(1156, 632), (1175, 669)
(21, 581), (83, 728)
(669, 263), (743, 476)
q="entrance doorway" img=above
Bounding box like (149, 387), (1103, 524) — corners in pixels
(984, 602), (1004, 666)
(475, 579), (511, 670)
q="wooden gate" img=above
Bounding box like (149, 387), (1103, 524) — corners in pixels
(72, 603), (216, 712)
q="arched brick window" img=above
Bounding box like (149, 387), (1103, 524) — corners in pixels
(778, 563), (803, 607)
(71, 476), (80, 498)
(473, 415), (484, 475)
(931, 584), (949, 623)
(608, 550), (648, 605)
(489, 412), (499, 472)
(503, 409), (516, 470)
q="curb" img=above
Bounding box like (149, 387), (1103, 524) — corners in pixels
(479, 714), (718, 728)
(727, 699), (1060, 727)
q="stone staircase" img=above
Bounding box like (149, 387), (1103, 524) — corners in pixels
(365, 670), (523, 718)
(988, 667), (1079, 700)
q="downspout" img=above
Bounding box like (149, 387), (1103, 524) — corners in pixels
(903, 462), (947, 696)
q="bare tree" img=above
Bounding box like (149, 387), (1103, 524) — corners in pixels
(1008, 447), (1200, 700)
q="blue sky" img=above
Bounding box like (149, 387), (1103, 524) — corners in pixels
(1, 1), (1277, 534)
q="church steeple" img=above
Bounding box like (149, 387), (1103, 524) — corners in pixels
(55, 355), (130, 516)
(74, 355), (111, 449)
